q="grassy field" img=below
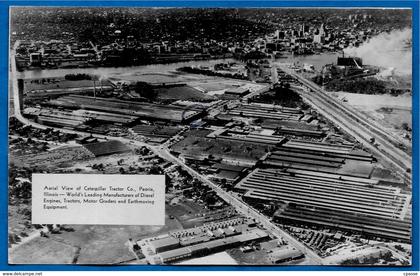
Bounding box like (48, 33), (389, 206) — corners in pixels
(10, 237), (78, 264)
(23, 78), (113, 92)
(8, 204), (32, 238)
(227, 247), (273, 265)
(329, 91), (412, 131)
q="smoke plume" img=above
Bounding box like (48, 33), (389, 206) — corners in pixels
(344, 28), (412, 76)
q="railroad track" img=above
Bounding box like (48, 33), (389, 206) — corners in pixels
(278, 65), (412, 184)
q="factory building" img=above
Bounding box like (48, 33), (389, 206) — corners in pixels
(269, 247), (305, 264)
(139, 217), (270, 264)
(226, 103), (303, 121)
(154, 228), (270, 264)
(47, 95), (204, 123)
(148, 236), (181, 254)
(235, 168), (411, 242)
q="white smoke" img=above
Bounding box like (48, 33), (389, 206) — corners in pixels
(344, 28), (412, 76)
(377, 67), (395, 78)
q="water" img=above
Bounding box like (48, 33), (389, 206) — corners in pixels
(16, 59), (236, 79)
(16, 52), (340, 79)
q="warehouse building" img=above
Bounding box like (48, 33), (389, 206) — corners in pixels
(82, 140), (131, 157)
(235, 168), (411, 242)
(206, 128), (286, 146)
(154, 228), (270, 264)
(34, 108), (138, 129)
(226, 104), (303, 121)
(47, 95), (205, 123)
(148, 236), (181, 254)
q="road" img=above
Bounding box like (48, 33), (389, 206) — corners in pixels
(155, 147), (324, 265)
(10, 42), (324, 265)
(243, 85), (270, 101)
(277, 64), (412, 183)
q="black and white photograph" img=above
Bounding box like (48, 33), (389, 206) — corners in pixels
(8, 7), (413, 266)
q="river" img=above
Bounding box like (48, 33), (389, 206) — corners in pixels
(16, 52), (340, 80)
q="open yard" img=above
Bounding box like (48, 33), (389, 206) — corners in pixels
(329, 92), (412, 148)
(177, 251), (238, 265)
(10, 213), (184, 265)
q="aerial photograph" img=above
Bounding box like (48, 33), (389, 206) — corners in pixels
(8, 7), (412, 266)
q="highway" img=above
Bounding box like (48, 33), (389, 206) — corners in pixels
(277, 64), (412, 183)
(10, 43), (324, 265)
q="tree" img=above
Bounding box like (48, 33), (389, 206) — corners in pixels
(204, 193), (217, 205)
(401, 122), (411, 131)
(149, 165), (162, 175)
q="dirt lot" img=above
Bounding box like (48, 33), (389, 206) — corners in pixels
(329, 92), (412, 147)
(10, 237), (78, 264)
(228, 247), (275, 265)
(177, 251), (238, 265)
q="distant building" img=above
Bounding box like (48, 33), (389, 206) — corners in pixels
(275, 30), (286, 39)
(300, 24), (310, 34)
(29, 52), (42, 66)
(313, 34), (325, 44)
(319, 23), (327, 37)
(337, 57), (363, 67)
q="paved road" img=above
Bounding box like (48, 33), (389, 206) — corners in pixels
(243, 85), (270, 101)
(155, 147), (324, 265)
(277, 64), (412, 184)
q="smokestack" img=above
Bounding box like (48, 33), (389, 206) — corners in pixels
(343, 28), (412, 76)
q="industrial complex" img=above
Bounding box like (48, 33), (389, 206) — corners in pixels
(8, 7), (413, 266)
